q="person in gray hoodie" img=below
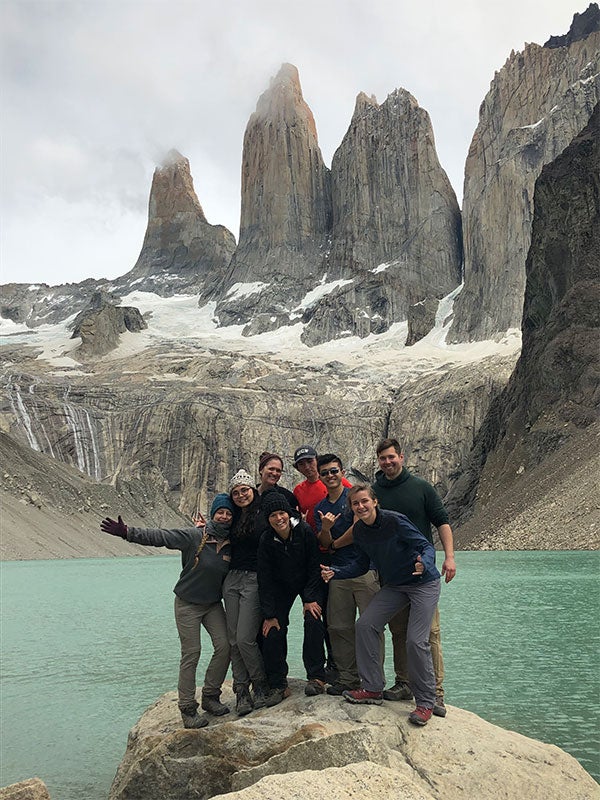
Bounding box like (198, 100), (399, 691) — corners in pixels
(100, 493), (233, 729)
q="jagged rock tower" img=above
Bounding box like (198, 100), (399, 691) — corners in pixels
(123, 150), (236, 296)
(215, 64), (332, 328)
(449, 4), (600, 342)
(446, 103), (600, 544)
(299, 90), (462, 346)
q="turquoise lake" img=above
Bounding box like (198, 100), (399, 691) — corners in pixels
(1, 551), (599, 799)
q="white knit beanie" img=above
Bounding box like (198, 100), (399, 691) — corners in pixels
(228, 469), (255, 492)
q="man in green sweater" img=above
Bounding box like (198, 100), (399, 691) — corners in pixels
(373, 438), (456, 717)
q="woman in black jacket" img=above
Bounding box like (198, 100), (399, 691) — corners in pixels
(257, 492), (328, 704)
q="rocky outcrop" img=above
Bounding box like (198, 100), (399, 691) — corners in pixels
(108, 684), (598, 800)
(120, 150), (236, 296)
(545, 2), (599, 47)
(449, 10), (600, 342)
(70, 291), (146, 357)
(447, 104), (600, 548)
(0, 279), (108, 330)
(0, 778), (51, 800)
(214, 64), (331, 324)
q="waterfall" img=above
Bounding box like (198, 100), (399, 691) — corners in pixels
(63, 403), (102, 480)
(9, 383), (41, 451)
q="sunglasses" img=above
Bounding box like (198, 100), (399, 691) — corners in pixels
(319, 467), (341, 477)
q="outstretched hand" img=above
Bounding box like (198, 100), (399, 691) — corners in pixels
(100, 516), (128, 539)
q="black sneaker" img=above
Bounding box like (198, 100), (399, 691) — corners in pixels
(201, 695), (230, 716)
(265, 686), (290, 707)
(433, 694), (447, 717)
(382, 681), (413, 701)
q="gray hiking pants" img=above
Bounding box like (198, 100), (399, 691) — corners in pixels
(355, 578), (441, 707)
(174, 596), (230, 710)
(222, 569), (267, 692)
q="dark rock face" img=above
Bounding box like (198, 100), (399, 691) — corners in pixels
(120, 150), (236, 297)
(446, 104), (600, 545)
(70, 291), (147, 357)
(329, 90), (461, 287)
(406, 298), (439, 346)
(544, 3), (599, 48)
(213, 64), (331, 325)
(449, 19), (599, 342)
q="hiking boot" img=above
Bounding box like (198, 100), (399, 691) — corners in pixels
(252, 684), (269, 709)
(180, 708), (209, 729)
(409, 706), (433, 726)
(265, 686), (290, 707)
(342, 688), (383, 705)
(382, 681), (413, 701)
(433, 694), (447, 717)
(326, 682), (357, 696)
(324, 664), (339, 683)
(201, 695), (230, 716)
(304, 679), (326, 697)
(235, 688), (253, 716)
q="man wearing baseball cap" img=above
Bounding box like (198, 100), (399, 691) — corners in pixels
(292, 445), (351, 532)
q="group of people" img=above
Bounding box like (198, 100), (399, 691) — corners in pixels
(100, 438), (456, 729)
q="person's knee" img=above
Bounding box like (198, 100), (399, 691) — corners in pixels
(181, 648), (201, 664)
(212, 638), (230, 655)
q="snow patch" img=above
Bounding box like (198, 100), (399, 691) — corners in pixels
(370, 262), (392, 274)
(225, 282), (268, 300)
(294, 277), (353, 311)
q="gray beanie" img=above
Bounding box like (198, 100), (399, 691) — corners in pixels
(229, 469), (255, 492)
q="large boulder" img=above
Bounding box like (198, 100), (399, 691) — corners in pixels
(108, 683), (598, 800)
(70, 291), (147, 357)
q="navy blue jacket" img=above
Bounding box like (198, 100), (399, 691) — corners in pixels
(336, 508), (440, 586)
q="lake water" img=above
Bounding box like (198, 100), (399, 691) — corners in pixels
(1, 551), (599, 799)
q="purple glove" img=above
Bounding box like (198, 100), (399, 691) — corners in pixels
(100, 516), (128, 539)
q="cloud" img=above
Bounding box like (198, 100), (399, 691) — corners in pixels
(0, 0), (584, 285)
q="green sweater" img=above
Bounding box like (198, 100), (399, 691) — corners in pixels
(372, 468), (449, 544)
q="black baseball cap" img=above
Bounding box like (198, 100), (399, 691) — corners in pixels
(293, 445), (317, 464)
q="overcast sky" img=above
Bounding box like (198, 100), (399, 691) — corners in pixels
(0, 0), (585, 286)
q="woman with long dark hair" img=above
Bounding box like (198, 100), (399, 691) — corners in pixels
(222, 469), (269, 714)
